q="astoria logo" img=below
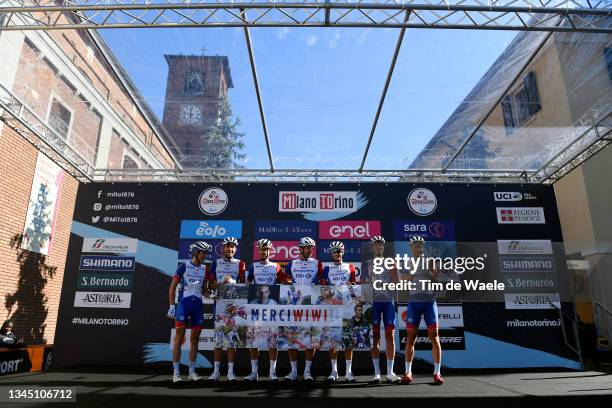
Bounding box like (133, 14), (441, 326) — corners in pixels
(74, 291), (132, 308)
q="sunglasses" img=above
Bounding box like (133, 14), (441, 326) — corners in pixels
(332, 250), (344, 254)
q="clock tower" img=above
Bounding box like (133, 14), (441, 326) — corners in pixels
(162, 54), (234, 167)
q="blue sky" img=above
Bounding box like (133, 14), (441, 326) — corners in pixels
(100, 27), (517, 169)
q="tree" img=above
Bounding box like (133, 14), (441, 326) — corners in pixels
(193, 96), (246, 169)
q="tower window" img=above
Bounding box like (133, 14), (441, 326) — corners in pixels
(184, 70), (204, 95)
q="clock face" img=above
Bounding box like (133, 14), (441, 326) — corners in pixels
(179, 105), (202, 125)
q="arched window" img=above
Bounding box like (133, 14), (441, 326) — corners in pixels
(184, 70), (204, 95)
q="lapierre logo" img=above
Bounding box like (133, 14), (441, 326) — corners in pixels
(504, 293), (560, 310)
(497, 240), (552, 255)
(82, 238), (138, 254)
(198, 188), (228, 215)
(278, 191), (357, 212)
(494, 192), (523, 202)
(79, 255), (135, 272)
(496, 207), (545, 224)
(499, 256), (555, 273)
(319, 221), (381, 240)
(74, 291), (132, 308)
(407, 188), (437, 216)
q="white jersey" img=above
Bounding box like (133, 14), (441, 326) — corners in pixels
(208, 257), (246, 283)
(174, 261), (207, 300)
(247, 261), (282, 285)
(286, 258), (322, 284)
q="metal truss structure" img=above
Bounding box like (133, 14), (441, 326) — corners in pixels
(1, 0), (610, 183)
(92, 168), (533, 183)
(0, 0), (610, 33)
(0, 83), (95, 182)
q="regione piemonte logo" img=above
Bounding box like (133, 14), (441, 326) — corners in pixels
(198, 188), (228, 215)
(278, 191), (357, 212)
(496, 207), (545, 224)
(407, 188), (437, 216)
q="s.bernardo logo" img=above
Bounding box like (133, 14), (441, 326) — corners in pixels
(407, 188), (437, 216)
(198, 188), (228, 215)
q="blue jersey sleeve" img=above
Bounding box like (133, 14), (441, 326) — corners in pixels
(247, 264), (255, 283)
(173, 263), (186, 281)
(285, 261), (293, 280)
(319, 266), (329, 285)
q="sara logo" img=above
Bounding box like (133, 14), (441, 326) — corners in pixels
(393, 221), (455, 241)
(319, 221), (381, 240)
(407, 188), (437, 216)
(198, 188), (228, 215)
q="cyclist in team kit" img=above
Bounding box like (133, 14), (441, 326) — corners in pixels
(167, 241), (211, 383)
(244, 239), (291, 381)
(283, 237), (322, 382)
(402, 236), (445, 385)
(319, 241), (357, 383)
(205, 237), (246, 382)
(366, 236), (401, 384)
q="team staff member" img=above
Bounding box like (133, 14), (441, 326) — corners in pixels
(205, 237), (246, 382)
(319, 241), (357, 382)
(367, 236), (400, 384)
(402, 236), (444, 385)
(283, 237), (322, 382)
(167, 241), (211, 383)
(245, 239), (291, 381)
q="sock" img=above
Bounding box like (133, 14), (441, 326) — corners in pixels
(213, 361), (220, 374)
(250, 359), (258, 374)
(372, 358), (381, 376)
(270, 359), (277, 375)
(405, 361), (412, 375)
(189, 361), (195, 375)
(346, 360), (352, 375)
(331, 359), (338, 373)
(305, 360), (312, 374)
(434, 363), (441, 375)
(228, 362), (235, 375)
(387, 359), (394, 375)
(290, 361), (297, 374)
(173, 362), (180, 375)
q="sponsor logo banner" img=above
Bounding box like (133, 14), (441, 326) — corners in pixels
(393, 220), (455, 241)
(254, 221), (317, 239)
(77, 273), (134, 290)
(322, 262), (362, 282)
(399, 304), (464, 329)
(79, 255), (135, 272)
(506, 318), (562, 328)
(74, 291), (132, 308)
(399, 328), (465, 350)
(319, 240), (363, 261)
(278, 191), (357, 212)
(180, 220), (242, 239)
(82, 238), (138, 254)
(252, 241), (317, 261)
(497, 240), (553, 255)
(496, 207), (545, 224)
(198, 188), (228, 215)
(505, 277), (556, 289)
(499, 256), (555, 273)
(494, 192), (523, 202)
(566, 260), (590, 271)
(245, 305), (341, 327)
(407, 188), (437, 216)
(504, 293), (560, 309)
(319, 220), (381, 240)
(170, 329), (215, 351)
(72, 317), (130, 326)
